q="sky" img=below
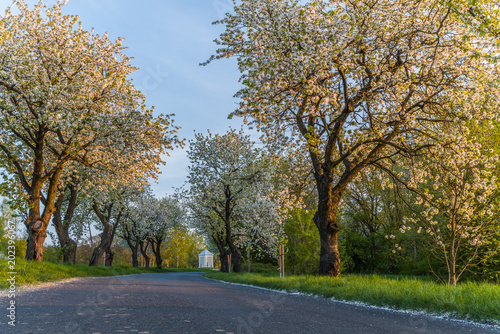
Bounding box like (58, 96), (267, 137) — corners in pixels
(11, 0), (245, 198)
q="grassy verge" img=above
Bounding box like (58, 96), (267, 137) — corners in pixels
(204, 272), (500, 325)
(0, 258), (211, 290)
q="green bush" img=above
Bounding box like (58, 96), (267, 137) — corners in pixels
(284, 209), (320, 275)
(14, 239), (26, 259)
(43, 245), (64, 263)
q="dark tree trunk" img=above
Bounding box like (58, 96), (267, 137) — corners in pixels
(6, 124), (67, 262)
(131, 247), (139, 268)
(105, 247), (114, 266)
(313, 181), (343, 277)
(220, 249), (231, 273)
(127, 237), (140, 268)
(143, 254), (150, 268)
(155, 250), (162, 268)
(140, 240), (150, 268)
(89, 227), (113, 266)
(212, 236), (228, 272)
(104, 222), (119, 267)
(222, 185), (242, 273)
(316, 226), (341, 277)
(247, 247), (251, 273)
(89, 204), (114, 266)
(231, 248), (242, 273)
(293, 88), (399, 278)
(53, 181), (79, 264)
(89, 203), (121, 267)
(151, 237), (163, 268)
(121, 224), (141, 268)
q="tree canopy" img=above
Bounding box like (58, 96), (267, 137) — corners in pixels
(0, 1), (182, 261)
(209, 0), (500, 276)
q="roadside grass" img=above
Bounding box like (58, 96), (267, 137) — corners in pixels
(0, 258), (212, 290)
(204, 272), (500, 325)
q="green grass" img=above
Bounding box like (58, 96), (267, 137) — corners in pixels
(0, 258), (211, 290)
(204, 272), (500, 325)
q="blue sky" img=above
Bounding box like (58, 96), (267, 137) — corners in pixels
(25, 0), (244, 197)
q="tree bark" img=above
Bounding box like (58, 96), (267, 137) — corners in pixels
(155, 250), (162, 268)
(247, 247), (251, 273)
(24, 126), (64, 262)
(151, 237), (164, 268)
(232, 248), (242, 273)
(89, 204), (114, 266)
(121, 223), (141, 268)
(24, 129), (46, 262)
(105, 247), (114, 266)
(220, 249), (231, 273)
(25, 220), (46, 262)
(53, 181), (79, 264)
(89, 202), (122, 267)
(89, 228), (112, 266)
(140, 240), (150, 268)
(223, 185), (242, 273)
(105, 221), (119, 267)
(131, 246), (139, 267)
(25, 171), (62, 262)
(450, 219), (457, 286)
(313, 178), (344, 277)
(126, 237), (140, 268)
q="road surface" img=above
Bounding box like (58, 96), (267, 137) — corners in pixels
(0, 272), (498, 334)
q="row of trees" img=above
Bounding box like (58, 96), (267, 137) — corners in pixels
(184, 129), (293, 272)
(1, 195), (205, 269)
(52, 184), (191, 268)
(2, 0), (500, 287)
(0, 1), (183, 263)
(205, 0), (500, 283)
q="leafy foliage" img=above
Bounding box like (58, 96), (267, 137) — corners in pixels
(284, 209), (319, 275)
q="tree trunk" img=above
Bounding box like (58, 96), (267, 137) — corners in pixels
(105, 219), (120, 267)
(222, 184), (242, 273)
(131, 247), (139, 268)
(220, 249), (231, 273)
(89, 203), (114, 266)
(105, 247), (114, 266)
(63, 239), (77, 264)
(314, 185), (342, 277)
(53, 210), (77, 265)
(152, 239), (163, 268)
(232, 248), (242, 273)
(24, 129), (48, 262)
(317, 227), (341, 277)
(122, 225), (140, 268)
(450, 225), (457, 286)
(53, 180), (79, 264)
(89, 203), (121, 267)
(25, 220), (46, 262)
(89, 228), (113, 266)
(247, 247), (251, 273)
(140, 241), (150, 268)
(155, 251), (162, 268)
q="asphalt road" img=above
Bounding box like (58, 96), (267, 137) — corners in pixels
(0, 272), (498, 334)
